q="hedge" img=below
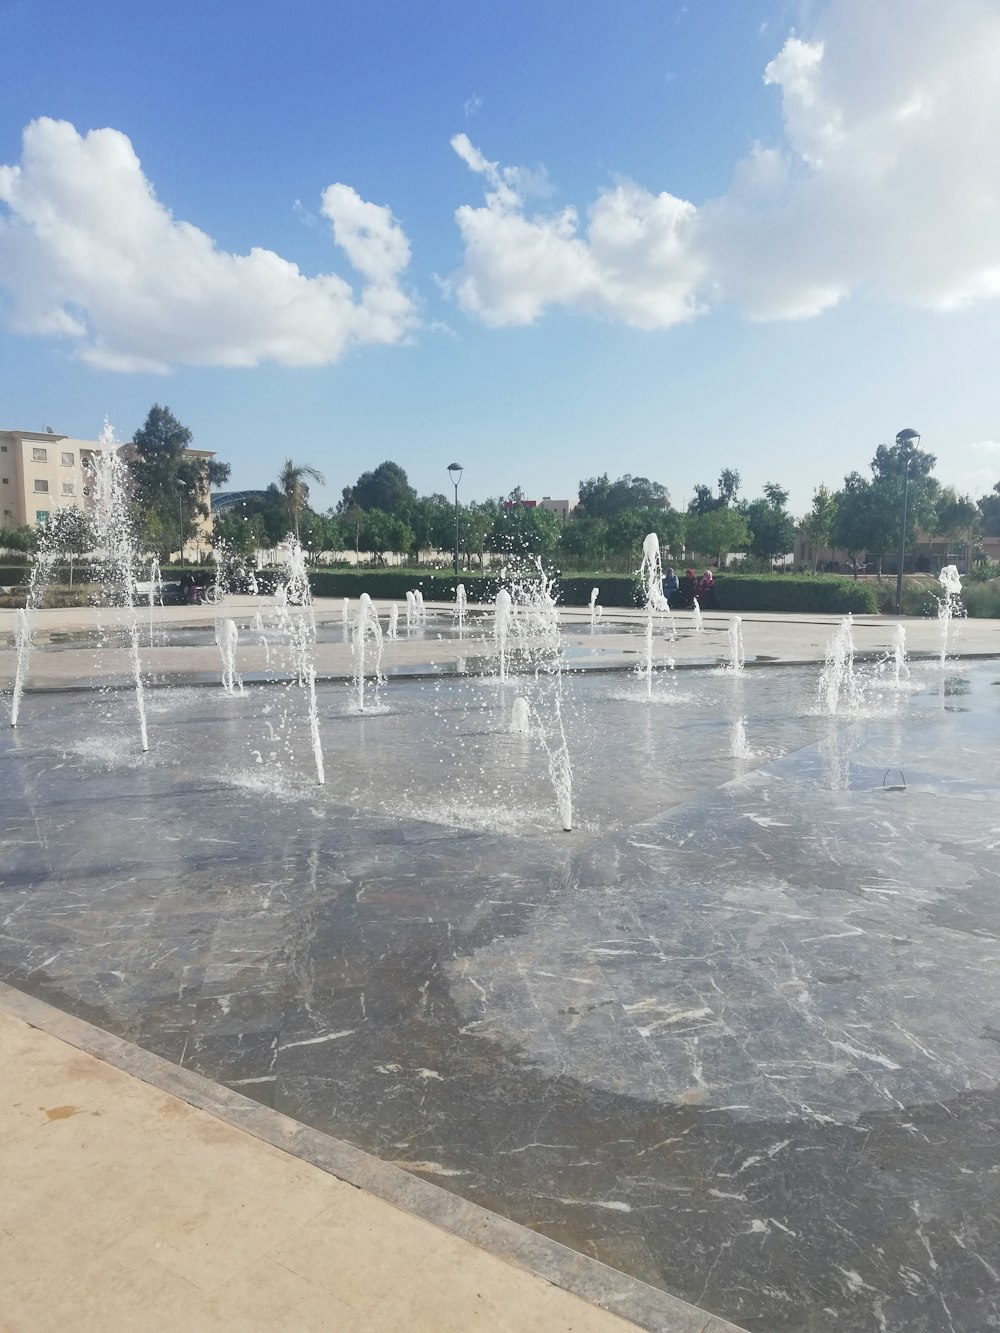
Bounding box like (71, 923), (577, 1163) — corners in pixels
(304, 569), (878, 614)
(709, 574), (877, 615)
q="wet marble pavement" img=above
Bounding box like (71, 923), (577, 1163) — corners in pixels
(2, 662), (1000, 1331)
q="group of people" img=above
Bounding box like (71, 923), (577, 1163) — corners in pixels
(661, 566), (715, 610)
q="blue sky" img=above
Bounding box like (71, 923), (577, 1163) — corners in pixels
(1, 0), (998, 516)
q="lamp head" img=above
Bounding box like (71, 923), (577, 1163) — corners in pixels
(447, 462), (464, 486)
(895, 428), (920, 450)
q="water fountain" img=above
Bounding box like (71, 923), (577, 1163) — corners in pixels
(818, 614), (859, 714)
(890, 622), (910, 688)
(937, 564), (963, 668)
(454, 583), (467, 636)
(725, 615), (745, 674)
(351, 592), (384, 713)
(589, 587), (602, 633)
(414, 589), (426, 623)
(728, 715), (753, 758)
(405, 590), (417, 629)
(692, 596), (703, 633)
(511, 697), (531, 734)
(342, 598), (350, 627)
(216, 618), (243, 696)
(494, 589), (513, 683)
(5, 529), (1000, 1333)
(387, 603), (399, 639)
(147, 557), (162, 646)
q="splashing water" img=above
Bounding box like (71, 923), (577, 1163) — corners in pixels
(216, 618), (243, 695)
(891, 623), (910, 688)
(729, 716), (753, 758)
(818, 615), (860, 714)
(589, 587), (602, 633)
(89, 428), (149, 752)
(414, 589), (426, 622)
(642, 614), (654, 700)
(351, 592), (384, 712)
(455, 583), (467, 637)
(692, 596), (703, 633)
(937, 565), (963, 668)
(405, 591), (417, 629)
(387, 603), (399, 639)
(9, 608), (32, 727)
(511, 697), (531, 734)
(275, 537), (325, 784)
(726, 616), (745, 674)
(494, 589), (513, 682)
(148, 557), (162, 647)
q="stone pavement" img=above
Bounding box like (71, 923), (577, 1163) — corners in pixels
(1, 599), (997, 689)
(0, 990), (742, 1333)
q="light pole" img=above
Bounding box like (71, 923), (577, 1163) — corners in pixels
(894, 428), (920, 616)
(447, 462), (463, 579)
(175, 479), (187, 564)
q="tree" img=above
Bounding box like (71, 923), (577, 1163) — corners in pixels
(687, 508), (750, 568)
(462, 499), (500, 570)
(577, 473), (669, 520)
(741, 482), (795, 567)
(340, 461), (417, 518)
(488, 500), (560, 561)
(799, 485), (838, 570)
(39, 507), (94, 586)
(935, 489), (981, 565)
(978, 482), (1000, 538)
(280, 459), (326, 539)
(830, 472), (876, 577)
(688, 470), (741, 514)
(129, 404), (231, 558)
(558, 516), (607, 571)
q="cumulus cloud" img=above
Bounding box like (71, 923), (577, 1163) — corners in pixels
(446, 134), (703, 329)
(0, 118), (416, 372)
(448, 0), (1000, 329)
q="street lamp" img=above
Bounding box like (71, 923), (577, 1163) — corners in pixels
(447, 463), (463, 579)
(894, 428), (920, 616)
(175, 479), (187, 564)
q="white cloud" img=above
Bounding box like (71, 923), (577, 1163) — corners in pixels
(446, 136), (703, 329)
(448, 0), (1000, 329)
(0, 118), (416, 372)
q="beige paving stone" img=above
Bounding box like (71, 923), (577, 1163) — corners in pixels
(0, 1008), (647, 1332)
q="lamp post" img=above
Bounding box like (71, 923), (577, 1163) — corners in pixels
(175, 479), (187, 565)
(894, 428), (920, 616)
(447, 462), (463, 579)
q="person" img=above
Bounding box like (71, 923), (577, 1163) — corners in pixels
(178, 570), (196, 604)
(679, 568), (698, 608)
(662, 566), (679, 603)
(697, 568), (715, 608)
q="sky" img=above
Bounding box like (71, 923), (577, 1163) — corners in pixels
(1, 0), (999, 518)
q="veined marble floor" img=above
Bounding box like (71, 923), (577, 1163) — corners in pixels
(2, 659), (999, 1332)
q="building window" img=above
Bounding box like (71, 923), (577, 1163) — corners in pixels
(62, 481), (76, 496)
(32, 447), (48, 462)
(34, 479), (49, 493)
(36, 511), (50, 525)
(61, 451), (75, 466)
(1, 445), (7, 452)
(1, 478), (7, 485)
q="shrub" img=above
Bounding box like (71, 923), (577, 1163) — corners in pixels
(961, 580), (1000, 619)
(711, 574), (877, 615)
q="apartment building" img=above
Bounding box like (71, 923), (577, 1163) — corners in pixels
(1, 429), (217, 557)
(0, 429), (102, 528)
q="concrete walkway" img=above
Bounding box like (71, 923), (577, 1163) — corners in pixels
(0, 988), (746, 1333)
(0, 1004), (654, 1332)
(1, 600), (997, 691)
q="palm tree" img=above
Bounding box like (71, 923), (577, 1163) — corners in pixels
(279, 459), (326, 539)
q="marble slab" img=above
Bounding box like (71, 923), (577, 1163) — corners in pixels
(2, 660), (999, 1331)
